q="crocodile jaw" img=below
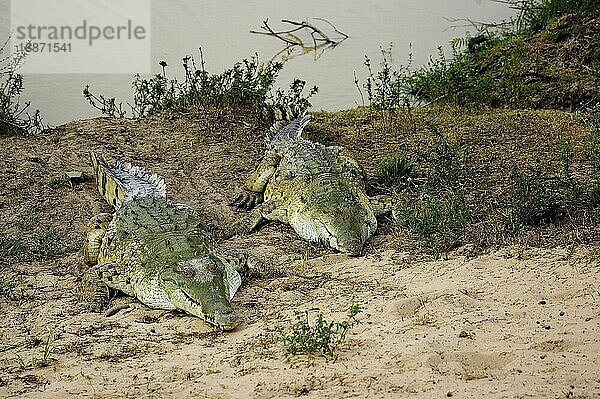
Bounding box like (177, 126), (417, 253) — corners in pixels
(161, 257), (240, 330)
(290, 205), (377, 256)
(168, 287), (239, 330)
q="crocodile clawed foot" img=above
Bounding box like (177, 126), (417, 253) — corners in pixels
(79, 267), (112, 313)
(222, 223), (251, 239)
(230, 190), (263, 211)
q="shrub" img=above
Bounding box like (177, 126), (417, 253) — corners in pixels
(278, 297), (364, 357)
(0, 39), (45, 135)
(84, 50), (318, 118)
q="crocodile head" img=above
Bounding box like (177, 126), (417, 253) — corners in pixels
(160, 256), (240, 330)
(291, 189), (377, 256)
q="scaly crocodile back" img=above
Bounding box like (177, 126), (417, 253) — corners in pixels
(266, 108), (310, 147)
(90, 152), (166, 209)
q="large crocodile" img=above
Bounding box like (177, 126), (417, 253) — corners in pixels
(82, 153), (254, 330)
(229, 113), (392, 256)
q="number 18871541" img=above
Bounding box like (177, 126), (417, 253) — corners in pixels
(14, 42), (72, 53)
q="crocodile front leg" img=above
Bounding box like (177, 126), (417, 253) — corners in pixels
(224, 201), (288, 238)
(231, 150), (280, 210)
(221, 248), (264, 276)
(83, 213), (113, 265)
(219, 248), (262, 299)
(327, 145), (361, 170)
(95, 262), (134, 296)
(79, 262), (115, 312)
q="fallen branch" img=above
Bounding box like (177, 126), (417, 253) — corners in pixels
(250, 17), (348, 51)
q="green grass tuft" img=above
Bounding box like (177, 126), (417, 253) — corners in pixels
(394, 187), (471, 253)
(378, 151), (415, 186)
(32, 228), (64, 256)
(0, 235), (25, 258)
(16, 327), (56, 370)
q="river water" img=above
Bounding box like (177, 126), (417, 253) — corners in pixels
(1, 0), (515, 126)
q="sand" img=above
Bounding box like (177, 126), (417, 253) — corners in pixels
(1, 110), (599, 398)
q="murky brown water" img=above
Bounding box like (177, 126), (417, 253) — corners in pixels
(1, 0), (515, 125)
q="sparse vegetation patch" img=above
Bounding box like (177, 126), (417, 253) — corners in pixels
(278, 297), (364, 357)
(84, 51), (318, 119)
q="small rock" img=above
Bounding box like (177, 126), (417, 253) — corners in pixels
(66, 171), (85, 185)
(458, 330), (475, 339)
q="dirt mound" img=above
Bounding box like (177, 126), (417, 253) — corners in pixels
(1, 109), (599, 397)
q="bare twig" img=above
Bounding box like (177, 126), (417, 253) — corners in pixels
(313, 17), (349, 39)
(280, 19), (336, 44)
(250, 18), (304, 46)
(250, 17), (348, 56)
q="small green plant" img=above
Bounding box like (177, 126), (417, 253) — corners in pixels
(0, 273), (23, 300)
(355, 44), (416, 112)
(82, 86), (126, 117)
(278, 297), (364, 357)
(15, 213), (41, 230)
(421, 132), (466, 182)
(585, 107), (600, 173)
(558, 137), (573, 179)
(503, 168), (569, 233)
(46, 175), (64, 189)
(269, 78), (319, 114)
(0, 235), (24, 257)
(394, 187), (471, 253)
(16, 327), (56, 369)
(42, 328), (56, 364)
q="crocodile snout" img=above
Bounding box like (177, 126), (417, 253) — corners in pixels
(214, 309), (240, 330)
(337, 239), (364, 256)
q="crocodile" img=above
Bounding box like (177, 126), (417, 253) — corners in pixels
(229, 112), (392, 256)
(82, 153), (255, 330)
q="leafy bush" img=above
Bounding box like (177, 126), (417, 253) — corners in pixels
(355, 45), (415, 112)
(0, 39), (45, 135)
(511, 0), (600, 32)
(84, 50), (318, 118)
(357, 0), (600, 111)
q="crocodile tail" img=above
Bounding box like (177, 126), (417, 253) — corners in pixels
(90, 152), (166, 209)
(266, 106), (310, 146)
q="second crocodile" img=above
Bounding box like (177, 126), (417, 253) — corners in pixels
(230, 113), (392, 256)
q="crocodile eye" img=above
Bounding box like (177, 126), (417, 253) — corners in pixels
(180, 266), (195, 278)
(206, 262), (217, 273)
